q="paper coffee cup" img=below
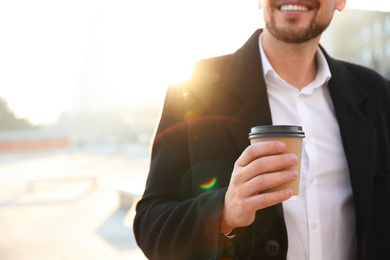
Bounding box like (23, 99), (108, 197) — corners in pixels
(249, 125), (305, 199)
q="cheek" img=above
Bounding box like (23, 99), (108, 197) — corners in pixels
(262, 8), (270, 24)
(263, 5), (279, 22)
(315, 7), (335, 24)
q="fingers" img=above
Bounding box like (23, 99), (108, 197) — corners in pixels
(247, 153), (297, 178)
(243, 169), (298, 197)
(247, 188), (293, 210)
(236, 141), (286, 167)
(233, 151), (298, 185)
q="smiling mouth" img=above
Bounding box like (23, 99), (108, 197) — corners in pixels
(279, 4), (311, 12)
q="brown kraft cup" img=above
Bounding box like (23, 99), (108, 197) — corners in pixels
(249, 125), (305, 198)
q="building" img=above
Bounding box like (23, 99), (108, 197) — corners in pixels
(321, 9), (390, 79)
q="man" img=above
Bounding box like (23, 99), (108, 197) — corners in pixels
(134, 0), (390, 259)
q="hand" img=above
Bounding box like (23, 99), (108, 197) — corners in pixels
(221, 141), (298, 233)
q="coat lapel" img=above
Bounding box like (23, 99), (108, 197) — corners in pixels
(326, 53), (376, 233)
(223, 29), (272, 153)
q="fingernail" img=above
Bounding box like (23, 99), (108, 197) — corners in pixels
(290, 155), (298, 165)
(285, 189), (293, 197)
(289, 170), (298, 179)
(276, 142), (286, 152)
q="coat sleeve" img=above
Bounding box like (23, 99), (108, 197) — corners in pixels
(133, 81), (236, 260)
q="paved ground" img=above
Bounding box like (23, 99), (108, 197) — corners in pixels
(0, 145), (150, 260)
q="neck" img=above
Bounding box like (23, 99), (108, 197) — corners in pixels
(261, 29), (321, 90)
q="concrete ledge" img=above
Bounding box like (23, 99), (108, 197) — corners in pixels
(117, 181), (145, 207)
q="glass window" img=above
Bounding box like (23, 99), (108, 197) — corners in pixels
(385, 15), (390, 34)
(373, 44), (383, 63)
(372, 18), (382, 37)
(361, 25), (371, 42)
(361, 46), (372, 65)
(386, 40), (390, 58)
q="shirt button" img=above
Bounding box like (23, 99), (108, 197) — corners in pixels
(311, 223), (317, 229)
(264, 240), (280, 257)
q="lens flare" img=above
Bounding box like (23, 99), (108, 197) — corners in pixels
(200, 177), (217, 190)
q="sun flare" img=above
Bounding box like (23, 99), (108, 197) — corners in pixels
(169, 61), (195, 86)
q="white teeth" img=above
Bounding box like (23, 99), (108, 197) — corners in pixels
(280, 5), (309, 11)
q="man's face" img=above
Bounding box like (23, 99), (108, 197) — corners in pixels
(260, 0), (346, 44)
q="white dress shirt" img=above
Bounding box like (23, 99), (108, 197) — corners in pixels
(259, 34), (357, 260)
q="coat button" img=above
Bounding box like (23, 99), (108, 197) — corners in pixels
(264, 240), (280, 257)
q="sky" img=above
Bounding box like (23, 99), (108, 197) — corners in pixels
(0, 0), (388, 125)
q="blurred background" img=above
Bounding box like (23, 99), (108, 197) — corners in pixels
(0, 0), (389, 259)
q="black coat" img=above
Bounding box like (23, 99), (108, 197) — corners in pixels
(134, 29), (390, 260)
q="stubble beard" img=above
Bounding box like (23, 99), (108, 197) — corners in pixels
(266, 14), (332, 44)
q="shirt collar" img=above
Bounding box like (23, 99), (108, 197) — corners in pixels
(258, 33), (332, 94)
